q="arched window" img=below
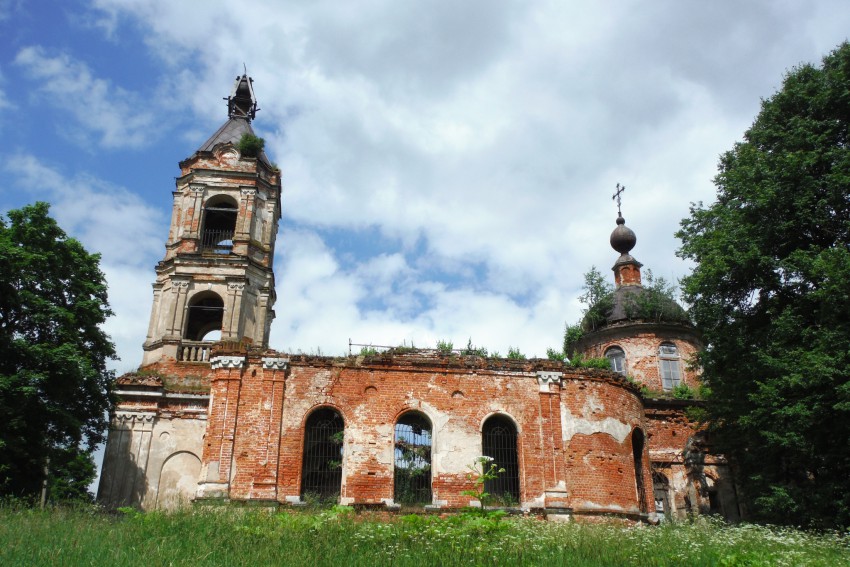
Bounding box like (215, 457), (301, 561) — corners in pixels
(632, 428), (648, 513)
(605, 346), (626, 374)
(201, 198), (237, 254)
(184, 293), (224, 341)
(482, 415), (520, 505)
(394, 412), (432, 505)
(659, 342), (681, 390)
(301, 408), (344, 501)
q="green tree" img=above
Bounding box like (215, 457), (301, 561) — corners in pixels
(0, 202), (115, 501)
(579, 266), (615, 332)
(676, 43), (850, 527)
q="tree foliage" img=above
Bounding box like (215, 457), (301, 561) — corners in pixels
(676, 43), (850, 527)
(0, 202), (115, 501)
(579, 266), (615, 332)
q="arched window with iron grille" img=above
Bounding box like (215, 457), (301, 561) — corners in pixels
(394, 412), (432, 505)
(482, 414), (520, 505)
(301, 407), (344, 501)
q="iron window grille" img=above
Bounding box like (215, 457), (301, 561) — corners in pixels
(301, 408), (344, 501)
(394, 413), (433, 505)
(482, 416), (520, 505)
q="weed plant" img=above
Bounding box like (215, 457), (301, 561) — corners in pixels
(0, 504), (847, 566)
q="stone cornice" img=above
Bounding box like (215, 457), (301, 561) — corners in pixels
(210, 355), (245, 369)
(261, 357), (290, 370)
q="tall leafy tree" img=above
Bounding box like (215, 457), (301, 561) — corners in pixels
(677, 43), (850, 527)
(0, 202), (115, 501)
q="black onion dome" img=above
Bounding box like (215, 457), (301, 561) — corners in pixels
(610, 216), (637, 254)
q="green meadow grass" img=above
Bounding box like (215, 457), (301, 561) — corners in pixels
(0, 505), (848, 566)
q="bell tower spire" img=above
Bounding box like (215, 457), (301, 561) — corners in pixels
(227, 71), (258, 120)
(141, 72), (281, 366)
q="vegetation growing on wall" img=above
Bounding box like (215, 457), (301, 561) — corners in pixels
(555, 267), (688, 362)
(237, 133), (265, 157)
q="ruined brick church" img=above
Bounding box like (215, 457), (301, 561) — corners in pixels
(98, 74), (741, 522)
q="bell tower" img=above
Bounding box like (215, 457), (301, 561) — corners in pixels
(141, 73), (281, 366)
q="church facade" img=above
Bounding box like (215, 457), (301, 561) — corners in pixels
(98, 75), (740, 521)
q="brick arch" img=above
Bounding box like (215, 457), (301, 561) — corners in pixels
(299, 403), (348, 429)
(478, 411), (521, 434)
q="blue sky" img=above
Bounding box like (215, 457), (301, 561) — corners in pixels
(2, 0), (850, 374)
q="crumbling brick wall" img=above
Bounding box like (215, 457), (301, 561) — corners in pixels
(195, 351), (652, 515)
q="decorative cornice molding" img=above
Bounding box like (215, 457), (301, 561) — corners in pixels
(262, 357), (290, 370)
(241, 188), (257, 197)
(227, 282), (246, 291)
(189, 183), (206, 193)
(114, 412), (156, 425)
(537, 371), (563, 391)
(210, 356), (245, 369)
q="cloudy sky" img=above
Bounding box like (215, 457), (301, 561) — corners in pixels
(2, 1), (849, 372)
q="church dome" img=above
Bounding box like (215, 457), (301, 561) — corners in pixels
(581, 286), (690, 332)
(582, 208), (691, 332)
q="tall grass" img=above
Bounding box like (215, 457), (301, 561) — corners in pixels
(0, 505), (847, 566)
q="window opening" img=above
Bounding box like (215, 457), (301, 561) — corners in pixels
(201, 200), (237, 254)
(652, 471), (671, 519)
(659, 342), (681, 390)
(482, 415), (520, 505)
(394, 413), (432, 505)
(301, 408), (344, 501)
(605, 346), (626, 374)
(184, 294), (224, 341)
(632, 428), (647, 513)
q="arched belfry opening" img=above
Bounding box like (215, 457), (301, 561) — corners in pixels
(482, 415), (520, 504)
(184, 293), (224, 342)
(201, 197), (237, 254)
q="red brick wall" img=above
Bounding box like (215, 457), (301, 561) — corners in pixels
(578, 324), (701, 393)
(196, 352), (652, 515)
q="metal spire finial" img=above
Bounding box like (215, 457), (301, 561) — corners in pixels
(612, 183), (625, 218)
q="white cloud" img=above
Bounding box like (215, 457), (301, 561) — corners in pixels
(272, 226), (573, 357)
(13, 46), (159, 149)
(4, 154), (168, 370)
(40, 0), (850, 356)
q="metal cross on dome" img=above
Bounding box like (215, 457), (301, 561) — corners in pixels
(612, 183), (625, 217)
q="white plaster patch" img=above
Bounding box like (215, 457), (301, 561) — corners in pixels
(561, 403), (631, 443)
(419, 400), (480, 475)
